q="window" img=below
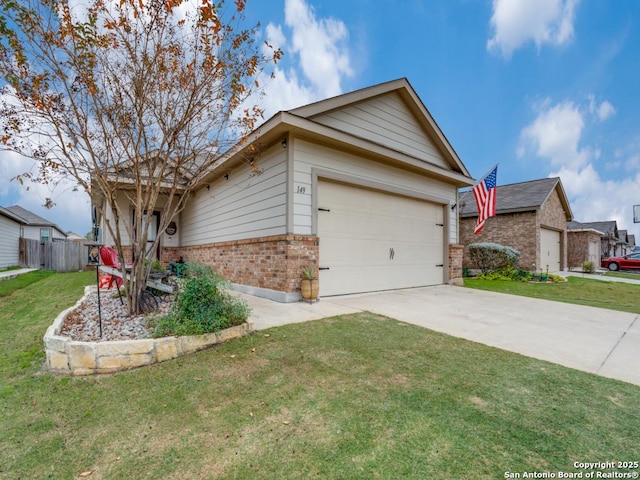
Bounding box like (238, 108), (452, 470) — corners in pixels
(40, 228), (50, 242)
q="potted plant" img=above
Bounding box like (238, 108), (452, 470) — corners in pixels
(300, 266), (319, 303)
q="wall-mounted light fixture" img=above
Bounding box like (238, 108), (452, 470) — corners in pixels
(224, 173), (229, 181)
(281, 138), (287, 148)
(451, 203), (457, 211)
(206, 184), (210, 191)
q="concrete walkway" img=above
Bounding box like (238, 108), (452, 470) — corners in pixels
(0, 268), (37, 281)
(239, 280), (640, 387)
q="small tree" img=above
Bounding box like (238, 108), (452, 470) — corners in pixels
(0, 0), (281, 313)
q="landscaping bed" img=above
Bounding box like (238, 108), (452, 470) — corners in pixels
(45, 286), (253, 375)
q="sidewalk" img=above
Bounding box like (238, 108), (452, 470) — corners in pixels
(0, 268), (37, 281)
(562, 269), (640, 285)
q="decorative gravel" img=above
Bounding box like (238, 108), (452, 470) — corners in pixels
(60, 289), (174, 342)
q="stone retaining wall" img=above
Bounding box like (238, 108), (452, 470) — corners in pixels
(44, 288), (254, 376)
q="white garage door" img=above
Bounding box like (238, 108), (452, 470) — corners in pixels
(540, 228), (561, 273)
(317, 180), (444, 296)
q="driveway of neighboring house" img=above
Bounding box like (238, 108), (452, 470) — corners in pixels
(240, 282), (640, 387)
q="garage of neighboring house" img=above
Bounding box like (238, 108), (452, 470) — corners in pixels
(540, 227), (561, 273)
(459, 177), (573, 273)
(566, 221), (604, 270)
(98, 78), (475, 301)
(317, 180), (445, 296)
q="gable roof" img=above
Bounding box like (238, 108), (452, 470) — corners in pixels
(0, 205), (25, 223)
(459, 177), (573, 220)
(203, 78), (474, 188)
(288, 78), (471, 178)
(5, 205), (67, 235)
(566, 221), (606, 236)
(567, 220), (617, 238)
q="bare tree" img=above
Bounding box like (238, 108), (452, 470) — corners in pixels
(0, 0), (281, 313)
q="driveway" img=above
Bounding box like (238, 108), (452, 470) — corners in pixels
(239, 285), (640, 387)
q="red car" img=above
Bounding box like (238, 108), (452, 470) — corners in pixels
(602, 253), (640, 271)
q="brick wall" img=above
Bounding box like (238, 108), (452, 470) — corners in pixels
(567, 230), (602, 269)
(460, 211), (538, 270)
(162, 234), (318, 294)
(448, 244), (464, 285)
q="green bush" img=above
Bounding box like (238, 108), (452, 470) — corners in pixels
(582, 260), (595, 273)
(149, 262), (250, 337)
(477, 267), (532, 282)
(468, 243), (521, 273)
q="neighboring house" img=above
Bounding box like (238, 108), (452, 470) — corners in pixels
(97, 78), (475, 301)
(5, 205), (68, 242)
(566, 221), (618, 260)
(459, 177), (573, 273)
(66, 231), (87, 242)
(566, 221), (603, 270)
(617, 230), (631, 255)
(0, 206), (23, 269)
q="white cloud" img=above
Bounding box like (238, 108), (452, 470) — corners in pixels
(597, 101), (616, 122)
(551, 164), (640, 235)
(588, 95), (616, 122)
(284, 0), (353, 98)
(257, 0), (353, 119)
(487, 0), (579, 58)
(519, 99), (589, 169)
(519, 96), (640, 239)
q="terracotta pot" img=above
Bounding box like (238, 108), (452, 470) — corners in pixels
(300, 278), (319, 302)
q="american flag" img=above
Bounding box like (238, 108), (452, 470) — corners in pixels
(472, 165), (498, 234)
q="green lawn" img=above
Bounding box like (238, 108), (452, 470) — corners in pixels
(1, 271), (639, 479)
(604, 270), (640, 280)
(465, 275), (640, 314)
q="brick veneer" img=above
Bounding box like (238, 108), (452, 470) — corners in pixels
(448, 244), (464, 285)
(461, 211), (538, 270)
(112, 235), (458, 299)
(162, 234), (318, 295)
(460, 188), (568, 271)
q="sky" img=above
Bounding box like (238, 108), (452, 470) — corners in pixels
(1, 0), (640, 242)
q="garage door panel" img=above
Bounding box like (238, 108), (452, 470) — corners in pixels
(540, 228), (561, 273)
(318, 180), (444, 296)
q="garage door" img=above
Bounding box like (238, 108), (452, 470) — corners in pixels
(540, 228), (561, 273)
(317, 180), (444, 296)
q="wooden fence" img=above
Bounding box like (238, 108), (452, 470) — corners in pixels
(20, 238), (86, 272)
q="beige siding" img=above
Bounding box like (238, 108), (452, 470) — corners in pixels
(292, 139), (458, 242)
(310, 92), (449, 169)
(180, 144), (288, 245)
(0, 215), (20, 268)
(102, 194), (133, 246)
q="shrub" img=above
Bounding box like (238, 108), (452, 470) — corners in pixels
(477, 267), (532, 282)
(467, 243), (521, 273)
(582, 260), (595, 274)
(149, 262), (250, 337)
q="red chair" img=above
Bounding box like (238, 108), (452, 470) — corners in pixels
(99, 246), (124, 289)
